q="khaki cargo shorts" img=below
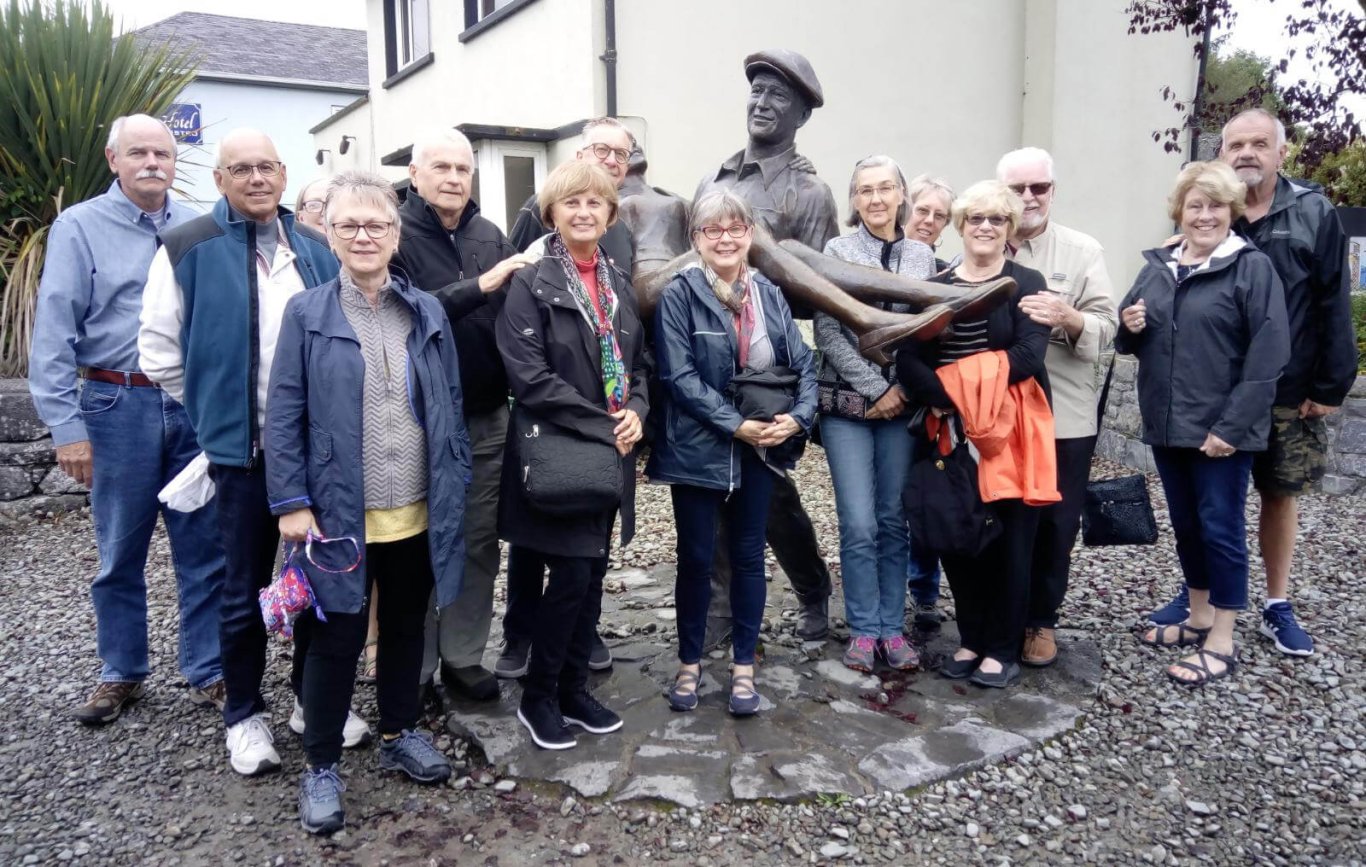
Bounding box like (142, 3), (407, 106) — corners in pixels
(1252, 405), (1328, 495)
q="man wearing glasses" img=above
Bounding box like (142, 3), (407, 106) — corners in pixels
(28, 114), (227, 727)
(139, 128), (340, 776)
(995, 146), (1117, 669)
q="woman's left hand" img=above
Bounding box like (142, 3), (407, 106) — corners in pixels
(611, 408), (642, 456)
(1199, 432), (1236, 458)
(757, 414), (802, 447)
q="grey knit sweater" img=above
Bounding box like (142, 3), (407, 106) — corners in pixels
(816, 225), (935, 401)
(338, 274), (428, 510)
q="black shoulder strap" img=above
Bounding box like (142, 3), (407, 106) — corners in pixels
(1096, 354), (1117, 430)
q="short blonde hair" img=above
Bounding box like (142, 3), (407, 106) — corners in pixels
(1167, 161), (1247, 224)
(538, 161), (619, 227)
(951, 180), (1023, 235)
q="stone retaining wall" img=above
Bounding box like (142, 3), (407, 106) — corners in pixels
(1095, 356), (1366, 495)
(0, 378), (87, 520)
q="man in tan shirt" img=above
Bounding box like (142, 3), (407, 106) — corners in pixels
(998, 147), (1118, 666)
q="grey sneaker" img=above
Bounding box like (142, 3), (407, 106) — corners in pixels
(842, 636), (877, 673)
(879, 636), (920, 671)
(378, 729), (451, 783)
(588, 633), (613, 671)
(495, 638), (532, 679)
(299, 764), (346, 835)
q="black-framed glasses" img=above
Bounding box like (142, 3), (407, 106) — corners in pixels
(223, 161), (283, 180)
(583, 142), (631, 164)
(695, 224), (752, 240)
(1007, 182), (1053, 197)
(331, 221), (393, 240)
(300, 200), (324, 213)
(965, 214), (1009, 227)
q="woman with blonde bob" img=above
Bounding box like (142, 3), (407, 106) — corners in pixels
(1117, 160), (1289, 687)
(496, 160), (649, 750)
(895, 180), (1052, 689)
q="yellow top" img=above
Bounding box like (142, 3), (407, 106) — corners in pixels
(364, 500), (428, 543)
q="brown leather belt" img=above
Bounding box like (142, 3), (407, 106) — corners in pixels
(83, 367), (160, 388)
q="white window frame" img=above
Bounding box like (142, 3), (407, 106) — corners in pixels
(473, 141), (547, 235)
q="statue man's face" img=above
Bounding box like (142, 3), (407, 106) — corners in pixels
(746, 71), (810, 149)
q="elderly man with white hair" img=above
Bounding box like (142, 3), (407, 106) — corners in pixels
(29, 114), (229, 727)
(394, 128), (536, 702)
(996, 146), (1117, 668)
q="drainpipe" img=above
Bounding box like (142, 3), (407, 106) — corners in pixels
(601, 0), (618, 116)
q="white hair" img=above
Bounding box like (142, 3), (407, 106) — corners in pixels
(995, 147), (1055, 182)
(106, 114), (176, 152)
(580, 116), (636, 149)
(410, 128), (475, 167)
(1221, 108), (1287, 148)
(845, 154), (909, 228)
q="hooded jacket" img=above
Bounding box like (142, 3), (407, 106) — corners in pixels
(646, 265), (818, 491)
(1233, 175), (1357, 408)
(1114, 235), (1290, 451)
(265, 271), (472, 614)
(393, 192), (519, 416)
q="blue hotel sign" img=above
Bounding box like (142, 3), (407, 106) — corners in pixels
(164, 103), (203, 144)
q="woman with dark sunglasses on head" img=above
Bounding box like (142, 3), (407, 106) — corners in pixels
(648, 190), (818, 717)
(895, 180), (1054, 689)
(266, 171), (472, 835)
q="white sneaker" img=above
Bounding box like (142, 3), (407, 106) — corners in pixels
(289, 699), (373, 749)
(225, 714), (282, 776)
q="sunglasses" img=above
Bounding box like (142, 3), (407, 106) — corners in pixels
(1008, 182), (1053, 197)
(965, 214), (1009, 227)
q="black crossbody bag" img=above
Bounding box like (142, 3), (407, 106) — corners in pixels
(512, 405), (623, 516)
(1081, 358), (1159, 546)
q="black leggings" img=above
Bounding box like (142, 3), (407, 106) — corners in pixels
(292, 532), (435, 767)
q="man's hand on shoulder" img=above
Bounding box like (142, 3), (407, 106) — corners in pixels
(788, 153), (817, 175)
(56, 440), (93, 488)
(478, 252), (539, 293)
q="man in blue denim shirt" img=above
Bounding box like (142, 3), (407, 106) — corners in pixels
(27, 114), (226, 725)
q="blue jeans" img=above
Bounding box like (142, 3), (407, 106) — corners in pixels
(1152, 446), (1252, 611)
(671, 447), (775, 665)
(821, 416), (914, 638)
(81, 380), (224, 687)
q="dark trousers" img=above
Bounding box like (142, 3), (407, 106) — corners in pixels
(293, 532), (435, 767)
(708, 469), (832, 618)
(503, 546), (545, 645)
(520, 552), (608, 705)
(675, 448), (776, 665)
(940, 499), (1040, 664)
(1152, 446), (1252, 611)
(1027, 435), (1097, 629)
(210, 463), (303, 727)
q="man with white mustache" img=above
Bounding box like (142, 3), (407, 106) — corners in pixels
(996, 147), (1117, 668)
(28, 114), (228, 726)
(1147, 108), (1358, 657)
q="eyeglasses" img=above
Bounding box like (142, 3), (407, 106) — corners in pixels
(222, 161), (283, 180)
(331, 221), (393, 240)
(911, 204), (949, 224)
(583, 142), (631, 164)
(965, 214), (1009, 227)
(855, 183), (900, 200)
(1007, 182), (1053, 197)
(300, 200), (324, 213)
(695, 224), (752, 240)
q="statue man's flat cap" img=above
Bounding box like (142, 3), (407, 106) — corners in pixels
(743, 49), (824, 109)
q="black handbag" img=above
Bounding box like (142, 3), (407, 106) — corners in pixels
(726, 366), (809, 466)
(903, 415), (1002, 557)
(1081, 358), (1159, 546)
(512, 405), (623, 516)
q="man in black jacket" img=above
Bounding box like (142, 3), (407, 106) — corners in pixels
(1148, 108), (1359, 658)
(396, 128), (535, 700)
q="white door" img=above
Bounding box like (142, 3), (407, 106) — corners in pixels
(473, 140), (547, 235)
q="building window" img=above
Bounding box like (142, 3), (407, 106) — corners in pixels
(468, 0), (517, 25)
(460, 0), (541, 40)
(384, 0), (430, 78)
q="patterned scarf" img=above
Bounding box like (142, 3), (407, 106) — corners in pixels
(549, 232), (628, 412)
(704, 263), (756, 368)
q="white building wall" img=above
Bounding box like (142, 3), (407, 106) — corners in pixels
(170, 79), (361, 213)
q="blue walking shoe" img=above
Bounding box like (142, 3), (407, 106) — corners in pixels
(378, 729), (452, 783)
(1260, 601), (1315, 657)
(1147, 584), (1190, 626)
(299, 764), (346, 835)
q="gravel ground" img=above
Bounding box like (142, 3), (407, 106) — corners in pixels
(1, 455), (1363, 866)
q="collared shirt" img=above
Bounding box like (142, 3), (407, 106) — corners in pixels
(28, 180), (185, 445)
(1010, 221), (1118, 438)
(696, 146), (840, 253)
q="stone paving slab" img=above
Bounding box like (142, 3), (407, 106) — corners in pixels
(443, 564), (1100, 806)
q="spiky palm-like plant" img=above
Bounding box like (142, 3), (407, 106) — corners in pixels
(0, 0), (195, 377)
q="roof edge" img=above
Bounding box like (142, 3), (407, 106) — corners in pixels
(193, 71), (367, 93)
